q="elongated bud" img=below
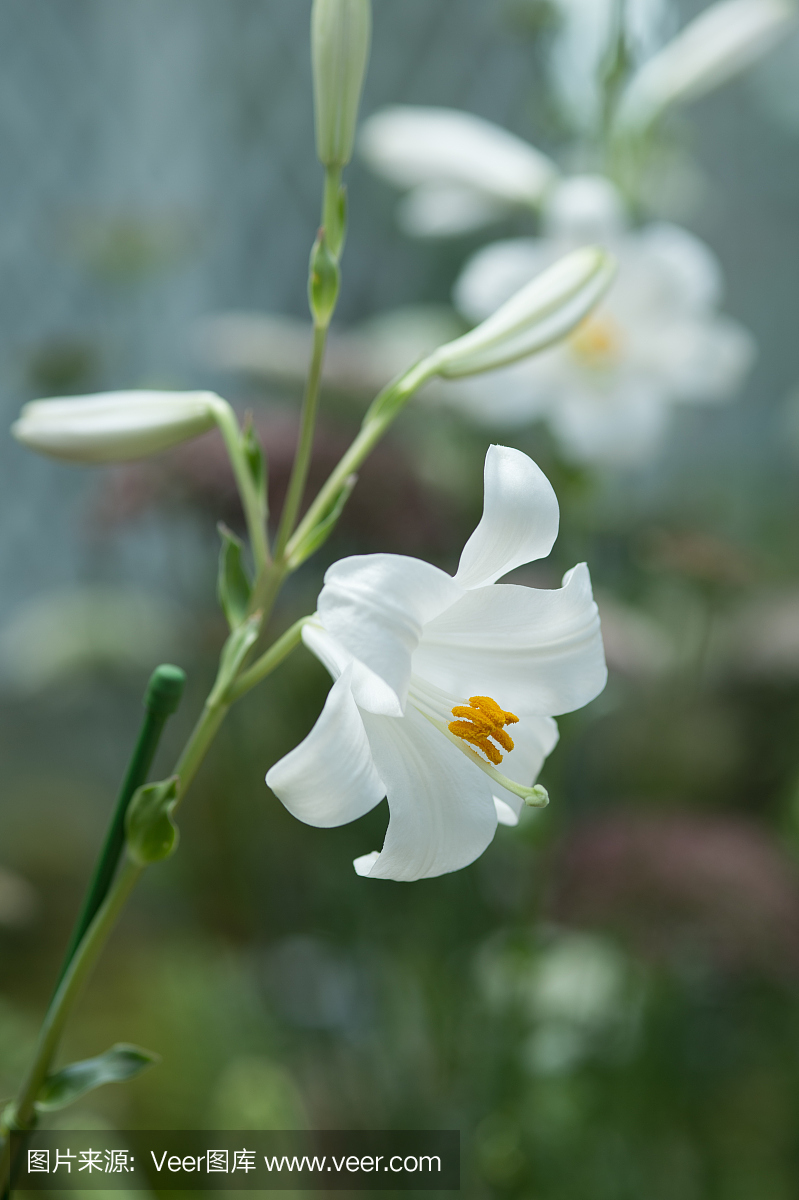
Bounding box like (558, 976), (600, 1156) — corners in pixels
(308, 229), (341, 325)
(429, 247), (616, 378)
(615, 0), (795, 131)
(312, 0), (372, 168)
(11, 389), (230, 464)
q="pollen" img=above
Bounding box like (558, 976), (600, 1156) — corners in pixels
(448, 695), (519, 765)
(568, 313), (623, 369)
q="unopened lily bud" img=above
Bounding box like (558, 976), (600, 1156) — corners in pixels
(308, 228), (341, 326)
(616, 0), (795, 131)
(11, 389), (228, 464)
(312, 0), (372, 168)
(429, 247), (616, 379)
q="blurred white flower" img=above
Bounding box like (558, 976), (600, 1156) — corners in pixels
(12, 390), (224, 464)
(449, 175), (756, 464)
(548, 0), (672, 135)
(615, 0), (795, 132)
(267, 445), (607, 881)
(358, 106), (558, 236)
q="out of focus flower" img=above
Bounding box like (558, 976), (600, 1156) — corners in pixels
(358, 107), (558, 236)
(197, 245), (615, 395)
(450, 175), (755, 464)
(615, 0), (795, 132)
(195, 307), (466, 396)
(11, 390), (225, 464)
(547, 0), (671, 136)
(267, 446), (607, 881)
(476, 929), (635, 1075)
(548, 811), (799, 977)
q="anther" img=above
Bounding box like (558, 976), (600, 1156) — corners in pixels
(448, 694), (519, 764)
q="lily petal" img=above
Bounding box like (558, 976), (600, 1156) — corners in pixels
(455, 445), (560, 589)
(358, 106), (558, 207)
(398, 183), (512, 237)
(318, 555), (463, 710)
(358, 704), (498, 880)
(266, 668), (385, 827)
(302, 622), (403, 716)
(416, 563), (607, 716)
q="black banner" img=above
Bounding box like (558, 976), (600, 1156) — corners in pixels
(11, 1130), (460, 1190)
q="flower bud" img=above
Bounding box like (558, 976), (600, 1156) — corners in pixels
(430, 247), (616, 379)
(615, 0), (795, 131)
(11, 389), (226, 463)
(312, 0), (372, 168)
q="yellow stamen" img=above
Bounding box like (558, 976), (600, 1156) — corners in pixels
(448, 694), (519, 764)
(568, 313), (623, 369)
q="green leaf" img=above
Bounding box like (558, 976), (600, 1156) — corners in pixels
(35, 1044), (159, 1113)
(308, 228), (341, 326)
(241, 417), (268, 519)
(288, 473), (357, 568)
(217, 523), (253, 629)
(125, 777), (179, 866)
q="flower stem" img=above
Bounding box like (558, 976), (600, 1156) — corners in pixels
(0, 858), (143, 1193)
(285, 357), (434, 561)
(52, 666), (185, 995)
(272, 321), (330, 562)
(0, 612), (308, 1195)
(227, 616), (310, 702)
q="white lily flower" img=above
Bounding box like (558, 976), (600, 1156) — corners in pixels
(267, 445), (607, 881)
(11, 390), (225, 463)
(615, 0), (795, 131)
(358, 106), (559, 236)
(449, 176), (756, 465)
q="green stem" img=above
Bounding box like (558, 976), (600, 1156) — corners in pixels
(323, 166), (343, 255)
(273, 322), (330, 562)
(285, 358), (435, 561)
(0, 858), (143, 1190)
(172, 699), (231, 808)
(0, 617), (304, 1192)
(52, 666), (185, 994)
(213, 402), (270, 575)
(227, 616), (310, 702)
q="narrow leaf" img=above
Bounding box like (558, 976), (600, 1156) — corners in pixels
(35, 1044), (159, 1113)
(241, 417), (268, 519)
(217, 523), (252, 630)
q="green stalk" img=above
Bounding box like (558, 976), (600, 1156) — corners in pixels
(285, 357), (435, 561)
(52, 665), (185, 994)
(227, 617), (310, 702)
(0, 626), (306, 1197)
(272, 322), (330, 562)
(0, 859), (143, 1191)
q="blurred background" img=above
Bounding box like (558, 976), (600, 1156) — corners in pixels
(3, 1), (799, 1197)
